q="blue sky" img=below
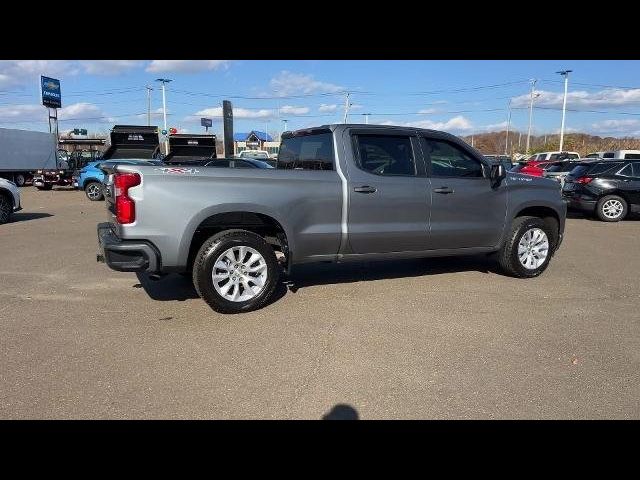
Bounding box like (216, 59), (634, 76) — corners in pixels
(2, 60), (640, 139)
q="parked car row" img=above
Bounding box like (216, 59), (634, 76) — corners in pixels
(487, 151), (640, 222)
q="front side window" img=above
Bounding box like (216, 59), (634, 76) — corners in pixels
(354, 135), (415, 176)
(623, 153), (640, 159)
(423, 138), (483, 178)
(278, 131), (334, 170)
(603, 152), (615, 158)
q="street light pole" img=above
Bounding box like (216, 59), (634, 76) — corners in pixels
(526, 79), (538, 154)
(145, 85), (153, 127)
(155, 78), (172, 154)
(504, 99), (512, 156)
(557, 69), (572, 152)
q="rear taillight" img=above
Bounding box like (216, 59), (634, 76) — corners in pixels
(575, 176), (593, 184)
(114, 172), (141, 224)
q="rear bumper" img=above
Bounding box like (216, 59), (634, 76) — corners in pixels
(97, 222), (161, 273)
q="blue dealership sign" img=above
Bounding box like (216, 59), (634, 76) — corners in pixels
(41, 76), (62, 108)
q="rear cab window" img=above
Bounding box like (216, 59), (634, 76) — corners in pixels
(278, 129), (334, 170)
(353, 135), (417, 176)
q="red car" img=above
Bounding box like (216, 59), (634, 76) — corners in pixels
(512, 160), (554, 177)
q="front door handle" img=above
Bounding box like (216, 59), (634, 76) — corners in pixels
(433, 186), (454, 194)
(354, 186), (377, 193)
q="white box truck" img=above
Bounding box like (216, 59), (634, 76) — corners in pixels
(0, 128), (58, 187)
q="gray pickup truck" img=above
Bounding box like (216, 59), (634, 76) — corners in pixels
(97, 124), (566, 313)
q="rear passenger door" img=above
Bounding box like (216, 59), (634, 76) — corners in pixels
(345, 130), (430, 254)
(422, 136), (507, 249)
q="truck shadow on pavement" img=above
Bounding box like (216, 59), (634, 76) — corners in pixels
(9, 212), (53, 223)
(134, 256), (495, 303)
(284, 255), (495, 293)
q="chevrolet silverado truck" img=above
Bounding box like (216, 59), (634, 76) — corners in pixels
(97, 124), (566, 314)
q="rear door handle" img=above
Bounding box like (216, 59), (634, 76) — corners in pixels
(354, 186), (377, 193)
(433, 186), (454, 194)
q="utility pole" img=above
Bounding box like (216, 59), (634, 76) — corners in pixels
(145, 85), (153, 127)
(518, 131), (522, 149)
(343, 92), (351, 123)
(282, 119), (288, 133)
(526, 79), (539, 154)
(504, 99), (512, 156)
(557, 69), (572, 152)
(363, 113), (370, 124)
(471, 135), (474, 147)
(155, 78), (172, 154)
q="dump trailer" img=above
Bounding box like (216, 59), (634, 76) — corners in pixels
(162, 134), (217, 166)
(101, 125), (161, 161)
(0, 128), (57, 187)
(33, 125), (160, 190)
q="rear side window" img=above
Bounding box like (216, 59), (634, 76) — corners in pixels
(617, 164), (633, 176)
(423, 138), (483, 178)
(623, 153), (640, 159)
(277, 132), (334, 170)
(602, 152), (615, 158)
(632, 162), (640, 177)
(587, 162), (623, 175)
(354, 135), (416, 176)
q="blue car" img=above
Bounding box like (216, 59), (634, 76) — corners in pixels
(74, 160), (163, 201)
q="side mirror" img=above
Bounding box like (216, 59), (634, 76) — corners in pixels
(490, 163), (506, 187)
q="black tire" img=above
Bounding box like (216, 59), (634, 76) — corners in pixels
(497, 216), (555, 278)
(84, 181), (104, 201)
(192, 229), (280, 314)
(37, 184), (53, 191)
(0, 193), (12, 224)
(595, 195), (627, 222)
(13, 173), (26, 187)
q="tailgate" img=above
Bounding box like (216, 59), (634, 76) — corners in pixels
(102, 125), (160, 160)
(163, 134), (217, 165)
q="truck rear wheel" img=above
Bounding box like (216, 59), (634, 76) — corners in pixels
(496, 216), (554, 278)
(13, 174), (26, 187)
(192, 229), (280, 314)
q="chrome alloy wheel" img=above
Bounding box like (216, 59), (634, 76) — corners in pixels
(517, 228), (549, 270)
(212, 246), (268, 302)
(86, 183), (102, 200)
(602, 199), (624, 219)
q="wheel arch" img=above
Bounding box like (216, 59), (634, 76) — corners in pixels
(179, 205), (292, 271)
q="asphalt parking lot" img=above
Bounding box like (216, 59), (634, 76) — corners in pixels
(1, 187), (639, 419)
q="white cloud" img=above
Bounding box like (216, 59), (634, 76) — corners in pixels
(146, 60), (230, 73)
(378, 116), (473, 132)
(0, 60), (76, 88)
(0, 102), (112, 124)
(80, 60), (143, 75)
(350, 103), (363, 110)
(591, 119), (640, 136)
(190, 106), (274, 120)
(511, 88), (640, 109)
(319, 103), (339, 112)
(270, 71), (343, 96)
(279, 105), (309, 115)
(418, 108), (438, 114)
(482, 121), (509, 131)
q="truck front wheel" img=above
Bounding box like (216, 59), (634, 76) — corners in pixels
(496, 216), (555, 278)
(192, 229), (280, 314)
